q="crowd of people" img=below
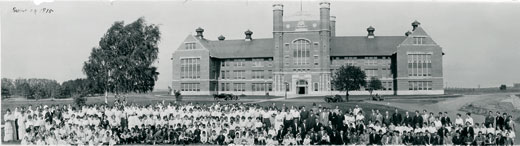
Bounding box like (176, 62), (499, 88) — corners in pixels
(2, 98), (517, 145)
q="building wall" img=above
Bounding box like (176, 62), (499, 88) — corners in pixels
(171, 36), (212, 95)
(395, 28), (444, 95)
(171, 3), (444, 96)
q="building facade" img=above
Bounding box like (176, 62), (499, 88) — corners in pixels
(171, 2), (444, 96)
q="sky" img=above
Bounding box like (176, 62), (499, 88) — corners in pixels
(1, 0), (520, 89)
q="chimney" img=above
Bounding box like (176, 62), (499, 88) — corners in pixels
(330, 16), (336, 37)
(245, 29), (253, 41)
(195, 27), (204, 39)
(319, 1), (330, 31)
(218, 35), (225, 41)
(273, 3), (284, 32)
(367, 26), (375, 38)
(412, 20), (421, 31)
(405, 31), (412, 36)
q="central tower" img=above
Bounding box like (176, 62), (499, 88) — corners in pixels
(272, 1), (334, 95)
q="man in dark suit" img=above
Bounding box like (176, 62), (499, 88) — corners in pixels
(216, 132), (226, 145)
(307, 112), (317, 126)
(313, 118), (322, 132)
(495, 111), (505, 130)
(484, 111), (494, 128)
(437, 124), (448, 144)
(441, 112), (451, 125)
(413, 132), (425, 145)
(461, 122), (475, 138)
(300, 106), (309, 122)
(412, 111), (423, 128)
(403, 111), (413, 126)
(369, 128), (378, 145)
(452, 132), (463, 145)
(375, 130), (383, 145)
(392, 108), (402, 125)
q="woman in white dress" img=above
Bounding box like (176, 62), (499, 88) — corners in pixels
(17, 110), (26, 140)
(3, 109), (15, 142)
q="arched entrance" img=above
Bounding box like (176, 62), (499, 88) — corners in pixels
(296, 80), (308, 94)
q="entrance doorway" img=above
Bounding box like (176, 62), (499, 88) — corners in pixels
(296, 80), (308, 95)
(298, 87), (306, 94)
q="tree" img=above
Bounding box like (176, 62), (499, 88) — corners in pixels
(83, 17), (161, 101)
(499, 84), (507, 91)
(331, 65), (367, 102)
(61, 78), (97, 98)
(1, 78), (14, 99)
(367, 76), (383, 96)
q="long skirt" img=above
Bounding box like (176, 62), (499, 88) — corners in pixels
(3, 121), (15, 141)
(17, 120), (25, 140)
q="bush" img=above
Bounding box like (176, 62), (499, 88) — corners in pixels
(74, 95), (87, 107)
(499, 85), (507, 90)
(240, 94), (247, 97)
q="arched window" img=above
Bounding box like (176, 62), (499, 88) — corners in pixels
(292, 39), (311, 66)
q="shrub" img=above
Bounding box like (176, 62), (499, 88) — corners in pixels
(240, 94), (246, 97)
(499, 85), (507, 91)
(74, 95), (87, 107)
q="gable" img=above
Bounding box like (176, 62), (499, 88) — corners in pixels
(175, 35), (207, 51)
(400, 26), (438, 45)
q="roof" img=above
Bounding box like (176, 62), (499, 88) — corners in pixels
(330, 36), (406, 56)
(196, 36), (406, 58)
(201, 38), (274, 58)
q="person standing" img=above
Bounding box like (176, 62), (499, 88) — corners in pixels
(495, 112), (505, 130)
(17, 110), (27, 140)
(3, 109), (15, 142)
(485, 111), (495, 128)
(391, 108), (402, 126)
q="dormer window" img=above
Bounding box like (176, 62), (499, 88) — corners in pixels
(413, 37), (425, 45)
(185, 42), (196, 50)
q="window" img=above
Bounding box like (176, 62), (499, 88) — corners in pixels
(181, 83), (200, 91)
(252, 59), (263, 67)
(252, 83), (266, 92)
(180, 58), (200, 79)
(382, 81), (393, 90)
(314, 83), (318, 91)
(266, 58), (273, 67)
(382, 68), (392, 78)
(221, 83), (230, 91)
(365, 57), (377, 65)
(408, 81), (433, 90)
(314, 55), (319, 65)
(252, 70), (264, 79)
(268, 83), (273, 91)
(233, 83), (245, 92)
(267, 70), (273, 79)
(413, 37), (425, 44)
(185, 42), (196, 50)
(234, 59), (245, 67)
(233, 70), (245, 79)
(221, 70), (231, 79)
(365, 69), (378, 78)
(293, 39), (311, 66)
(408, 54), (432, 77)
(345, 57), (356, 66)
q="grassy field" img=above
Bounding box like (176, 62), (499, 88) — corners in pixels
(445, 87), (520, 95)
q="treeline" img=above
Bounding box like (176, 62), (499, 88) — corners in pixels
(1, 78), (102, 99)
